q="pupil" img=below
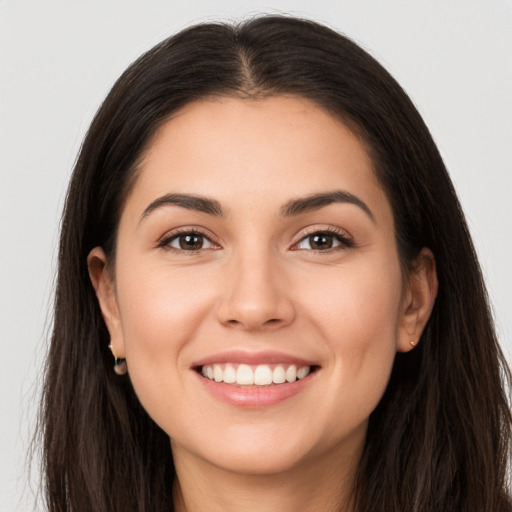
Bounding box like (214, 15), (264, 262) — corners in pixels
(310, 233), (332, 249)
(180, 234), (203, 250)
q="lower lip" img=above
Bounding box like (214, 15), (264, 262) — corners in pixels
(195, 371), (318, 408)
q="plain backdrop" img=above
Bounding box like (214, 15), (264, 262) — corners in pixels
(1, 1), (511, 510)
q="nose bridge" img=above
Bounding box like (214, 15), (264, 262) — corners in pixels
(216, 240), (294, 330)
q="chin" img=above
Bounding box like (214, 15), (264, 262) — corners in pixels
(172, 424), (317, 476)
(207, 443), (311, 476)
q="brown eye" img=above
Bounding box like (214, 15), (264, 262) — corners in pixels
(295, 230), (351, 251)
(179, 234), (204, 250)
(308, 233), (333, 250)
(166, 232), (215, 251)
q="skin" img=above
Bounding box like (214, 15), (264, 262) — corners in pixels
(88, 96), (437, 512)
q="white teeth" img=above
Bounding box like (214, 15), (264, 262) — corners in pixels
(254, 365), (273, 385)
(272, 365), (286, 384)
(285, 365), (297, 383)
(297, 366), (310, 379)
(223, 364), (236, 383)
(200, 363), (313, 386)
(236, 364), (254, 385)
(213, 364), (223, 382)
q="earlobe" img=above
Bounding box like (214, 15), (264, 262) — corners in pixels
(87, 247), (125, 358)
(397, 248), (438, 353)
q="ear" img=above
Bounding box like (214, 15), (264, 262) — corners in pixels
(397, 248), (438, 352)
(87, 247), (125, 358)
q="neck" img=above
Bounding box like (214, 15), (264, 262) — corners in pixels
(171, 435), (363, 512)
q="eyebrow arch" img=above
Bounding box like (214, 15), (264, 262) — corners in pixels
(140, 193), (226, 223)
(281, 190), (375, 222)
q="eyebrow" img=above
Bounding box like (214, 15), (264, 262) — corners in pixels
(139, 189), (375, 224)
(281, 190), (375, 222)
(140, 193), (226, 222)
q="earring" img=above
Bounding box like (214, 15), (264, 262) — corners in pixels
(108, 343), (127, 375)
(409, 326), (417, 348)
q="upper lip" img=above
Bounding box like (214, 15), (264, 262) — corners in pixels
(191, 350), (318, 368)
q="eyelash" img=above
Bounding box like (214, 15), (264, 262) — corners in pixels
(291, 227), (354, 252)
(157, 227), (354, 253)
(157, 228), (218, 253)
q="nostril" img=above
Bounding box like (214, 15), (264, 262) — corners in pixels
(216, 294), (296, 330)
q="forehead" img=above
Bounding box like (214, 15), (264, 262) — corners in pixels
(125, 96), (390, 222)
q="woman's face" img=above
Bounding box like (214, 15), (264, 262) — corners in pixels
(90, 96), (432, 476)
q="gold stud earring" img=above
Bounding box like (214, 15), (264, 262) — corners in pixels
(108, 343), (127, 375)
(409, 325), (417, 348)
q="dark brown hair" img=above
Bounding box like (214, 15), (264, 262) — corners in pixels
(38, 15), (511, 511)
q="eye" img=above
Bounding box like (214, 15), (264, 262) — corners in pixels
(294, 230), (352, 251)
(163, 231), (216, 251)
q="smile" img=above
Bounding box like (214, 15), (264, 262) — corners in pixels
(192, 351), (320, 408)
(200, 363), (312, 386)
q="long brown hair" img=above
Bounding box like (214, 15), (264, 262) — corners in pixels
(38, 15), (512, 511)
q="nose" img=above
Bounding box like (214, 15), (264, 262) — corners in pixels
(216, 248), (295, 331)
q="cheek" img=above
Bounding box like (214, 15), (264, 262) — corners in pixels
(116, 261), (214, 353)
(298, 256), (402, 426)
(113, 260), (220, 434)
(303, 255), (402, 346)
(114, 259), (216, 403)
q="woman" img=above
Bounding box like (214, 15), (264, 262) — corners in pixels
(39, 15), (511, 512)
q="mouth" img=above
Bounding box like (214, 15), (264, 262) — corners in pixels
(195, 363), (320, 386)
(191, 352), (320, 408)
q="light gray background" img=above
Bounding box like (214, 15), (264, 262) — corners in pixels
(1, 1), (511, 510)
